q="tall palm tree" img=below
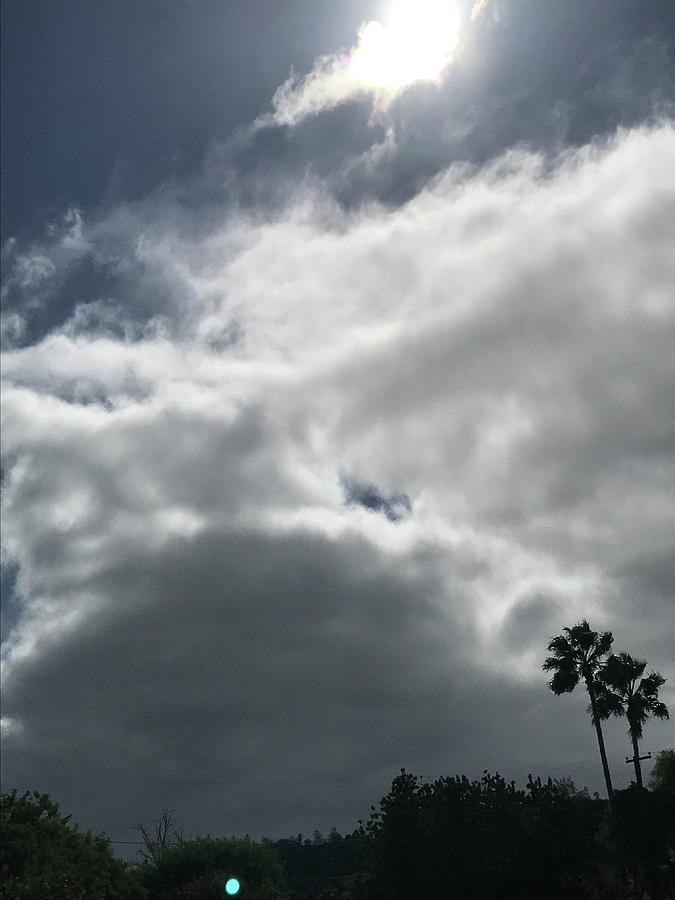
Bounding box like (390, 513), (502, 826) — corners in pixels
(595, 652), (670, 788)
(543, 620), (614, 801)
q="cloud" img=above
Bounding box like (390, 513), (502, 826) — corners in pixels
(1, 210), (91, 348)
(262, 50), (369, 129)
(1, 124), (674, 843)
(241, 0), (675, 216)
(258, 2), (463, 130)
(4, 4), (673, 341)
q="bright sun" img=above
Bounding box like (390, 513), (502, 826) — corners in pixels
(350, 0), (462, 91)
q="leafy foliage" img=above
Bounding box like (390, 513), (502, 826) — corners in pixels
(355, 768), (606, 900)
(0, 790), (144, 900)
(649, 749), (675, 800)
(136, 835), (289, 900)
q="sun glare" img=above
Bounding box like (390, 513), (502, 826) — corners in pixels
(351, 0), (462, 91)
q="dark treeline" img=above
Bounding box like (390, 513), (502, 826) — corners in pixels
(3, 754), (674, 899)
(1, 622), (672, 899)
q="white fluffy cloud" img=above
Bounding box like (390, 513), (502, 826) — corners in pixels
(1, 124), (674, 840)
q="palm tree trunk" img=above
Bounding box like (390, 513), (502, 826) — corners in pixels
(586, 677), (614, 803)
(631, 732), (643, 788)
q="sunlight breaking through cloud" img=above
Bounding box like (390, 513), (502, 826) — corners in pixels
(260, 1), (463, 128)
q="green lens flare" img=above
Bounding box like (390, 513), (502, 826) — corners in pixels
(225, 877), (240, 895)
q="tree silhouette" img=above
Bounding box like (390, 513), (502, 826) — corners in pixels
(135, 806), (184, 863)
(543, 620), (615, 802)
(595, 653), (669, 788)
(356, 768), (605, 899)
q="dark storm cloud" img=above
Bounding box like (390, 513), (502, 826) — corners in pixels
(0, 525), (474, 836)
(1, 524), (617, 843)
(609, 549), (675, 661)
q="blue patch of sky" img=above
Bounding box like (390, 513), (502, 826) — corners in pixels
(1, 0), (381, 242)
(342, 475), (412, 522)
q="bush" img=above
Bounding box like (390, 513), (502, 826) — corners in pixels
(137, 835), (289, 899)
(0, 789), (145, 900)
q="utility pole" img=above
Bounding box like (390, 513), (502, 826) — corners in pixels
(625, 751), (651, 787)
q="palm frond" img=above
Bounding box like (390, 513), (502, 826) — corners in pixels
(639, 671), (666, 697)
(543, 654), (575, 672)
(568, 621), (596, 653)
(593, 630), (614, 658)
(548, 668), (580, 694)
(593, 684), (624, 720)
(602, 653), (643, 691)
(595, 653), (668, 742)
(652, 702), (669, 721)
(546, 635), (572, 657)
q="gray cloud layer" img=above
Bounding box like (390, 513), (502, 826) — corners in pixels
(2, 120), (674, 843)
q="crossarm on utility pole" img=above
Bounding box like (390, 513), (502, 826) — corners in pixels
(625, 752), (652, 764)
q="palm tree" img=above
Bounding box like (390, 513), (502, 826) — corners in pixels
(595, 652), (669, 788)
(543, 620), (614, 801)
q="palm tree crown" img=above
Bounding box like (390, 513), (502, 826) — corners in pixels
(543, 620), (613, 699)
(595, 652), (669, 738)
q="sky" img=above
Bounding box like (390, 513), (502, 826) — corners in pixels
(1, 0), (674, 852)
